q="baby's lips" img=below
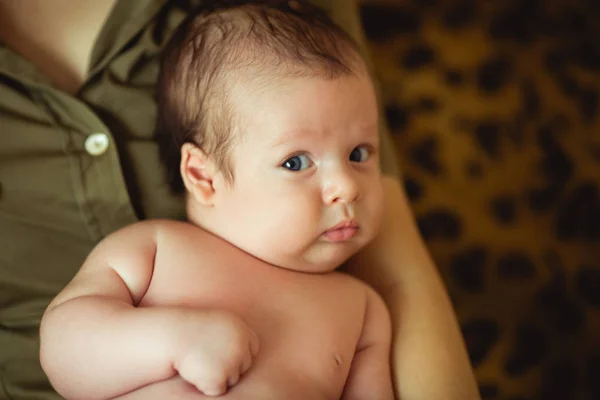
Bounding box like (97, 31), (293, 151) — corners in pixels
(322, 226), (359, 242)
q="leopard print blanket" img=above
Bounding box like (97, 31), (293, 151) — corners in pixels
(361, 0), (600, 399)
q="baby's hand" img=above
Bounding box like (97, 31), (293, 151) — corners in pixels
(172, 310), (260, 397)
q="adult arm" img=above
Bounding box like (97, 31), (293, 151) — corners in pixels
(325, 1), (480, 397)
(347, 176), (480, 400)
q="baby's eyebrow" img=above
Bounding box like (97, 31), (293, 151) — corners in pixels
(361, 122), (380, 136)
(269, 121), (379, 148)
(269, 129), (314, 148)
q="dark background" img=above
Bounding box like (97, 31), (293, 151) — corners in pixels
(360, 0), (600, 399)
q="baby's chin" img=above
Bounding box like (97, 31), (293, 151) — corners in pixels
(274, 244), (365, 274)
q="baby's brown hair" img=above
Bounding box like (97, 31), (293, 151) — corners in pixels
(157, 0), (364, 192)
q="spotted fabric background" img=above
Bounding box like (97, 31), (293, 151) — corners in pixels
(360, 0), (600, 399)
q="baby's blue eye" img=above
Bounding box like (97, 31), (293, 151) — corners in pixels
(282, 154), (312, 171)
(349, 146), (369, 163)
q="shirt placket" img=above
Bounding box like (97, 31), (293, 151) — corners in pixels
(30, 87), (139, 241)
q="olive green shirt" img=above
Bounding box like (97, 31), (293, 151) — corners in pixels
(0, 1), (398, 398)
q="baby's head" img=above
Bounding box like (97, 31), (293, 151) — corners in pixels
(158, 0), (383, 273)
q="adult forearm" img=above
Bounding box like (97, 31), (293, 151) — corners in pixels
(40, 297), (180, 400)
(382, 277), (480, 400)
(348, 176), (480, 400)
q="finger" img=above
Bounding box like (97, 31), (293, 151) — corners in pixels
(198, 373), (228, 397)
(227, 371), (241, 387)
(249, 330), (260, 357)
(202, 381), (228, 397)
(240, 351), (252, 375)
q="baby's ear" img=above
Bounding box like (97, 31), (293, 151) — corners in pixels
(180, 143), (217, 206)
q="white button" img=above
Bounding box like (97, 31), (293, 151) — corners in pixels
(85, 133), (109, 156)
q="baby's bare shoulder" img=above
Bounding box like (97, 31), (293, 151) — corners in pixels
(148, 220), (253, 274)
(103, 219), (189, 239)
(136, 218), (194, 234)
(331, 269), (370, 287)
(101, 220), (223, 260)
(324, 271), (372, 301)
(151, 220), (233, 249)
(126, 219), (214, 245)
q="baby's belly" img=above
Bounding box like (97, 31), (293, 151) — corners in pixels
(119, 301), (352, 400)
(114, 326), (348, 400)
(115, 362), (339, 400)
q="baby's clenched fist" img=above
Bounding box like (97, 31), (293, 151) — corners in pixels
(171, 309), (260, 396)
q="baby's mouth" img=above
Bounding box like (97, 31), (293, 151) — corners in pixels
(322, 220), (359, 242)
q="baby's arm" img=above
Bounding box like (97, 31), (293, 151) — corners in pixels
(39, 221), (177, 399)
(39, 221), (258, 399)
(342, 287), (394, 400)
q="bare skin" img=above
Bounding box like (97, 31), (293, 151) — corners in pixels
(0, 0), (116, 94)
(40, 220), (392, 399)
(1, 1), (480, 398)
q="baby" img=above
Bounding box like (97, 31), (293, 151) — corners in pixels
(39, 1), (393, 399)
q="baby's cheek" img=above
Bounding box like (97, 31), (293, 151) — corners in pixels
(272, 210), (318, 246)
(366, 190), (384, 236)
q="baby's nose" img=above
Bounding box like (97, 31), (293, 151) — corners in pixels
(322, 169), (360, 205)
